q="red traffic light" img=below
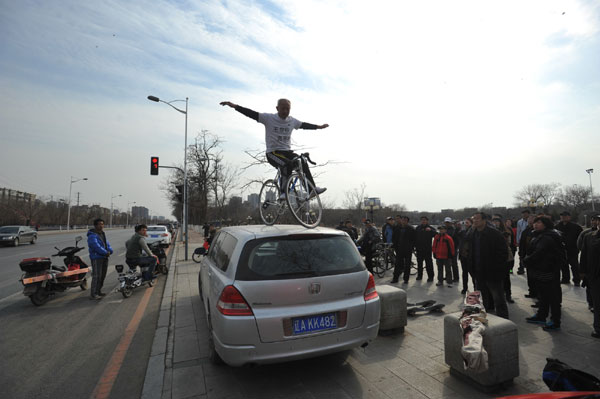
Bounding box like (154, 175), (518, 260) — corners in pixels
(151, 157), (159, 175)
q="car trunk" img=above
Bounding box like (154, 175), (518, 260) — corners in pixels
(235, 272), (368, 343)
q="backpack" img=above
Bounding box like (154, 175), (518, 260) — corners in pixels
(543, 358), (600, 391)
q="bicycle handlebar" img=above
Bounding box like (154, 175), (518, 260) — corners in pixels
(299, 152), (316, 165)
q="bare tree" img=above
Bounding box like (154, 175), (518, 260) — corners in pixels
(555, 184), (591, 219)
(343, 183), (366, 222)
(513, 183), (561, 208)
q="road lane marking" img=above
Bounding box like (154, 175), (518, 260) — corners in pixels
(90, 285), (154, 399)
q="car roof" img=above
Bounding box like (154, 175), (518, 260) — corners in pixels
(217, 224), (347, 241)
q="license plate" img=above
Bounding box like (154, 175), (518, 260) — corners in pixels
(292, 313), (337, 335)
(151, 234), (159, 238)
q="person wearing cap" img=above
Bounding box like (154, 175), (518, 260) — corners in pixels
(343, 220), (358, 241)
(382, 217), (395, 245)
(357, 219), (381, 274)
(580, 217), (600, 338)
(578, 214), (599, 312)
(415, 216), (436, 282)
(555, 211), (583, 285)
(432, 225), (455, 287)
(392, 215), (416, 284)
(468, 211), (510, 319)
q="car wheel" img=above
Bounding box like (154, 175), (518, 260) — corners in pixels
(30, 236), (37, 245)
(13, 238), (19, 247)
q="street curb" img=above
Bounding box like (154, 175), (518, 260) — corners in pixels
(141, 241), (180, 399)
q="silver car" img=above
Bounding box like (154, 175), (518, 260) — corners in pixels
(198, 224), (380, 367)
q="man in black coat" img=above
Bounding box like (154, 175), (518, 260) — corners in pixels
(415, 216), (436, 282)
(581, 228), (600, 338)
(469, 212), (509, 319)
(555, 211), (583, 285)
(392, 215), (416, 284)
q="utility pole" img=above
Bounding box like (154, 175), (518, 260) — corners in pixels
(76, 192), (80, 207)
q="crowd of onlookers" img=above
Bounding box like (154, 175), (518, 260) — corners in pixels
(336, 210), (600, 339)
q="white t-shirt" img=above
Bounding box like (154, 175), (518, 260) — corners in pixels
(258, 113), (303, 152)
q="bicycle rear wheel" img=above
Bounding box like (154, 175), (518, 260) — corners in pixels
(373, 252), (386, 278)
(259, 179), (283, 226)
(285, 172), (322, 228)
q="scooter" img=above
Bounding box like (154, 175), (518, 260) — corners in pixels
(19, 236), (89, 306)
(115, 263), (155, 298)
(149, 242), (168, 275)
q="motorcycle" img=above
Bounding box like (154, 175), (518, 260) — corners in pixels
(19, 236), (89, 306)
(149, 242), (168, 275)
(115, 262), (155, 298)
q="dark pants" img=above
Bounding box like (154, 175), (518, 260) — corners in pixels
(450, 253), (459, 281)
(480, 278), (509, 319)
(416, 250), (434, 280)
(589, 277), (600, 333)
(266, 151), (316, 192)
(394, 251), (412, 282)
(91, 258), (108, 296)
(436, 259), (452, 284)
(364, 251), (374, 274)
(534, 279), (562, 326)
(526, 266), (538, 297)
(459, 257), (471, 291)
(504, 261), (512, 298)
(562, 253), (581, 283)
(126, 257), (157, 281)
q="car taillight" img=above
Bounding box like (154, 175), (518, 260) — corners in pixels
(217, 285), (253, 316)
(161, 233), (168, 237)
(364, 273), (378, 301)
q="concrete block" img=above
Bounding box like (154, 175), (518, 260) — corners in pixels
(444, 312), (519, 390)
(376, 284), (407, 333)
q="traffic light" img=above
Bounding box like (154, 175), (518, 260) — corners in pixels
(175, 184), (184, 202)
(151, 157), (159, 175)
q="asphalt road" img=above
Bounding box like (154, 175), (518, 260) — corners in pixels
(0, 229), (172, 399)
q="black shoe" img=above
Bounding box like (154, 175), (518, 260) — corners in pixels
(573, 281), (581, 287)
(402, 281), (408, 285)
(390, 279), (398, 283)
(506, 297), (515, 304)
(592, 331), (600, 339)
(427, 278), (434, 282)
(526, 315), (546, 324)
(461, 289), (467, 295)
(531, 303), (539, 308)
(524, 294), (535, 298)
(89, 294), (102, 300)
(416, 276), (423, 281)
(436, 282), (443, 286)
(543, 322), (561, 331)
(517, 269), (525, 275)
(98, 292), (107, 297)
(561, 280), (570, 285)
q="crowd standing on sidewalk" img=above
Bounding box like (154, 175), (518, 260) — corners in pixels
(335, 209), (599, 339)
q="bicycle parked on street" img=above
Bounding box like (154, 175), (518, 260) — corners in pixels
(258, 152), (323, 229)
(372, 244), (418, 278)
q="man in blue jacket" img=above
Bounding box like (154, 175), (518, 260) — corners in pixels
(87, 218), (113, 300)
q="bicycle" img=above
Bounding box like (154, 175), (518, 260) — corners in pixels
(372, 243), (395, 278)
(258, 152), (323, 228)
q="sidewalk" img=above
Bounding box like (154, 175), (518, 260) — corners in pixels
(143, 229), (600, 399)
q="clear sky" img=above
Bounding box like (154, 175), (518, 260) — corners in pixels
(1, 0), (599, 218)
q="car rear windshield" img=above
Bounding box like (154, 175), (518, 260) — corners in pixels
(236, 234), (364, 281)
(0, 227), (19, 234)
(147, 227), (167, 232)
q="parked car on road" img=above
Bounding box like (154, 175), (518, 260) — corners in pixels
(0, 226), (37, 246)
(198, 224), (380, 366)
(145, 225), (171, 247)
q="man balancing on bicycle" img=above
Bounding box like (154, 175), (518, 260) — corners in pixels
(220, 99), (329, 199)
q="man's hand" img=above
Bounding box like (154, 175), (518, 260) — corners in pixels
(318, 124), (329, 129)
(220, 101), (237, 108)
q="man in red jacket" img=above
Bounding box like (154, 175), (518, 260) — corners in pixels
(432, 225), (455, 287)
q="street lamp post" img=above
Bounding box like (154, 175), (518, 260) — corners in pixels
(586, 169), (595, 211)
(148, 94), (189, 260)
(110, 193), (122, 227)
(67, 176), (88, 230)
(126, 201), (136, 228)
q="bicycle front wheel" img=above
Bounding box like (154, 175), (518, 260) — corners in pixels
(373, 252), (386, 278)
(259, 179), (283, 226)
(285, 172), (322, 228)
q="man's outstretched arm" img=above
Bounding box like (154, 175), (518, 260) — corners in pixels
(220, 101), (258, 121)
(300, 122), (329, 129)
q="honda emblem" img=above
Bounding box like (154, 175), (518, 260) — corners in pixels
(308, 282), (321, 295)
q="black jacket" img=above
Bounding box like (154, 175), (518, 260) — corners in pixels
(415, 224), (436, 252)
(580, 230), (600, 280)
(392, 224), (416, 255)
(524, 229), (564, 282)
(469, 225), (508, 282)
(555, 221), (583, 255)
